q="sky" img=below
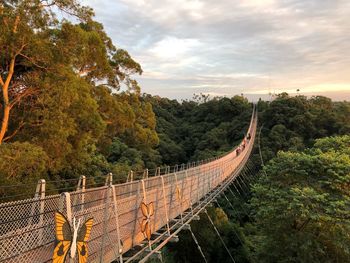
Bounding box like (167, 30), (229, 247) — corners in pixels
(84, 0), (350, 101)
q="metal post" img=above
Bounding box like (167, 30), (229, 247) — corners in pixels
(111, 185), (124, 263)
(64, 192), (72, 223)
(196, 167), (201, 203)
(127, 170), (133, 183)
(188, 170), (194, 216)
(36, 180), (46, 244)
(131, 182), (141, 246)
(130, 170), (134, 182)
(142, 169), (148, 180)
(30, 179), (46, 226)
(76, 175), (86, 212)
(100, 187), (111, 263)
(160, 176), (170, 235)
(105, 172), (113, 186)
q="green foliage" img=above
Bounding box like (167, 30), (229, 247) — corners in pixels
(144, 94), (252, 165)
(0, 0), (157, 197)
(260, 94), (350, 162)
(0, 142), (48, 200)
(248, 135), (350, 262)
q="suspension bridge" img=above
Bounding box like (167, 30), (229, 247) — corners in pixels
(0, 106), (258, 263)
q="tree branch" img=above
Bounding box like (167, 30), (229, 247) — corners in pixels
(9, 87), (37, 109)
(3, 120), (25, 142)
(18, 53), (47, 69)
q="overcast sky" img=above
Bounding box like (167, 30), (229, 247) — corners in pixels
(85, 0), (350, 101)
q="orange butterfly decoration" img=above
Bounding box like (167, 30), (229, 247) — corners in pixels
(53, 211), (93, 263)
(140, 202), (154, 240)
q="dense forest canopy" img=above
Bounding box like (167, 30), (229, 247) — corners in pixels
(1, 1), (349, 262)
(159, 96), (350, 263)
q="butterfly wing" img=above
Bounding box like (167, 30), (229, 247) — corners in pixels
(141, 218), (148, 232)
(53, 241), (71, 263)
(147, 202), (154, 217)
(53, 212), (72, 263)
(77, 218), (94, 263)
(145, 221), (151, 240)
(141, 202), (148, 217)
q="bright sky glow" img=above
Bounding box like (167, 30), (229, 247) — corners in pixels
(85, 0), (350, 100)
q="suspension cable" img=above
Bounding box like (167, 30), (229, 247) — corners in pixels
(226, 187), (251, 219)
(204, 209), (236, 263)
(240, 166), (253, 185)
(188, 226), (208, 263)
(222, 192), (235, 211)
(214, 201), (244, 245)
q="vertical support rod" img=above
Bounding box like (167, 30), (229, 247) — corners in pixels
(131, 182), (141, 246)
(100, 187), (111, 263)
(30, 179), (46, 226)
(37, 180), (46, 244)
(188, 170), (194, 216)
(76, 175), (86, 212)
(175, 172), (183, 222)
(64, 192), (72, 223)
(105, 172), (113, 186)
(161, 176), (170, 235)
(111, 185), (124, 263)
(142, 169), (148, 180)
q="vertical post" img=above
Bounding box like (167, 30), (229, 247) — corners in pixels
(188, 170), (194, 216)
(111, 185), (124, 263)
(161, 176), (171, 235)
(76, 175), (86, 191)
(208, 163), (212, 193)
(131, 182), (141, 246)
(76, 175), (86, 212)
(64, 192), (72, 224)
(142, 169), (148, 180)
(100, 187), (111, 263)
(36, 180), (46, 244)
(197, 167), (201, 203)
(130, 170), (134, 182)
(105, 173), (113, 186)
(157, 167), (161, 176)
(30, 179), (46, 226)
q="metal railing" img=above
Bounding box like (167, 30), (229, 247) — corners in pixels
(0, 107), (257, 263)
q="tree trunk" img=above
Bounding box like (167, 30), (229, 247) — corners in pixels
(0, 58), (15, 144)
(0, 103), (10, 144)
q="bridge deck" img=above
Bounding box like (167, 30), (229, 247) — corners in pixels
(0, 107), (257, 263)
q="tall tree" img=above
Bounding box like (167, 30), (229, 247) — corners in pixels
(0, 0), (92, 144)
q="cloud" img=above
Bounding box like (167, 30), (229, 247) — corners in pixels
(85, 0), (350, 100)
